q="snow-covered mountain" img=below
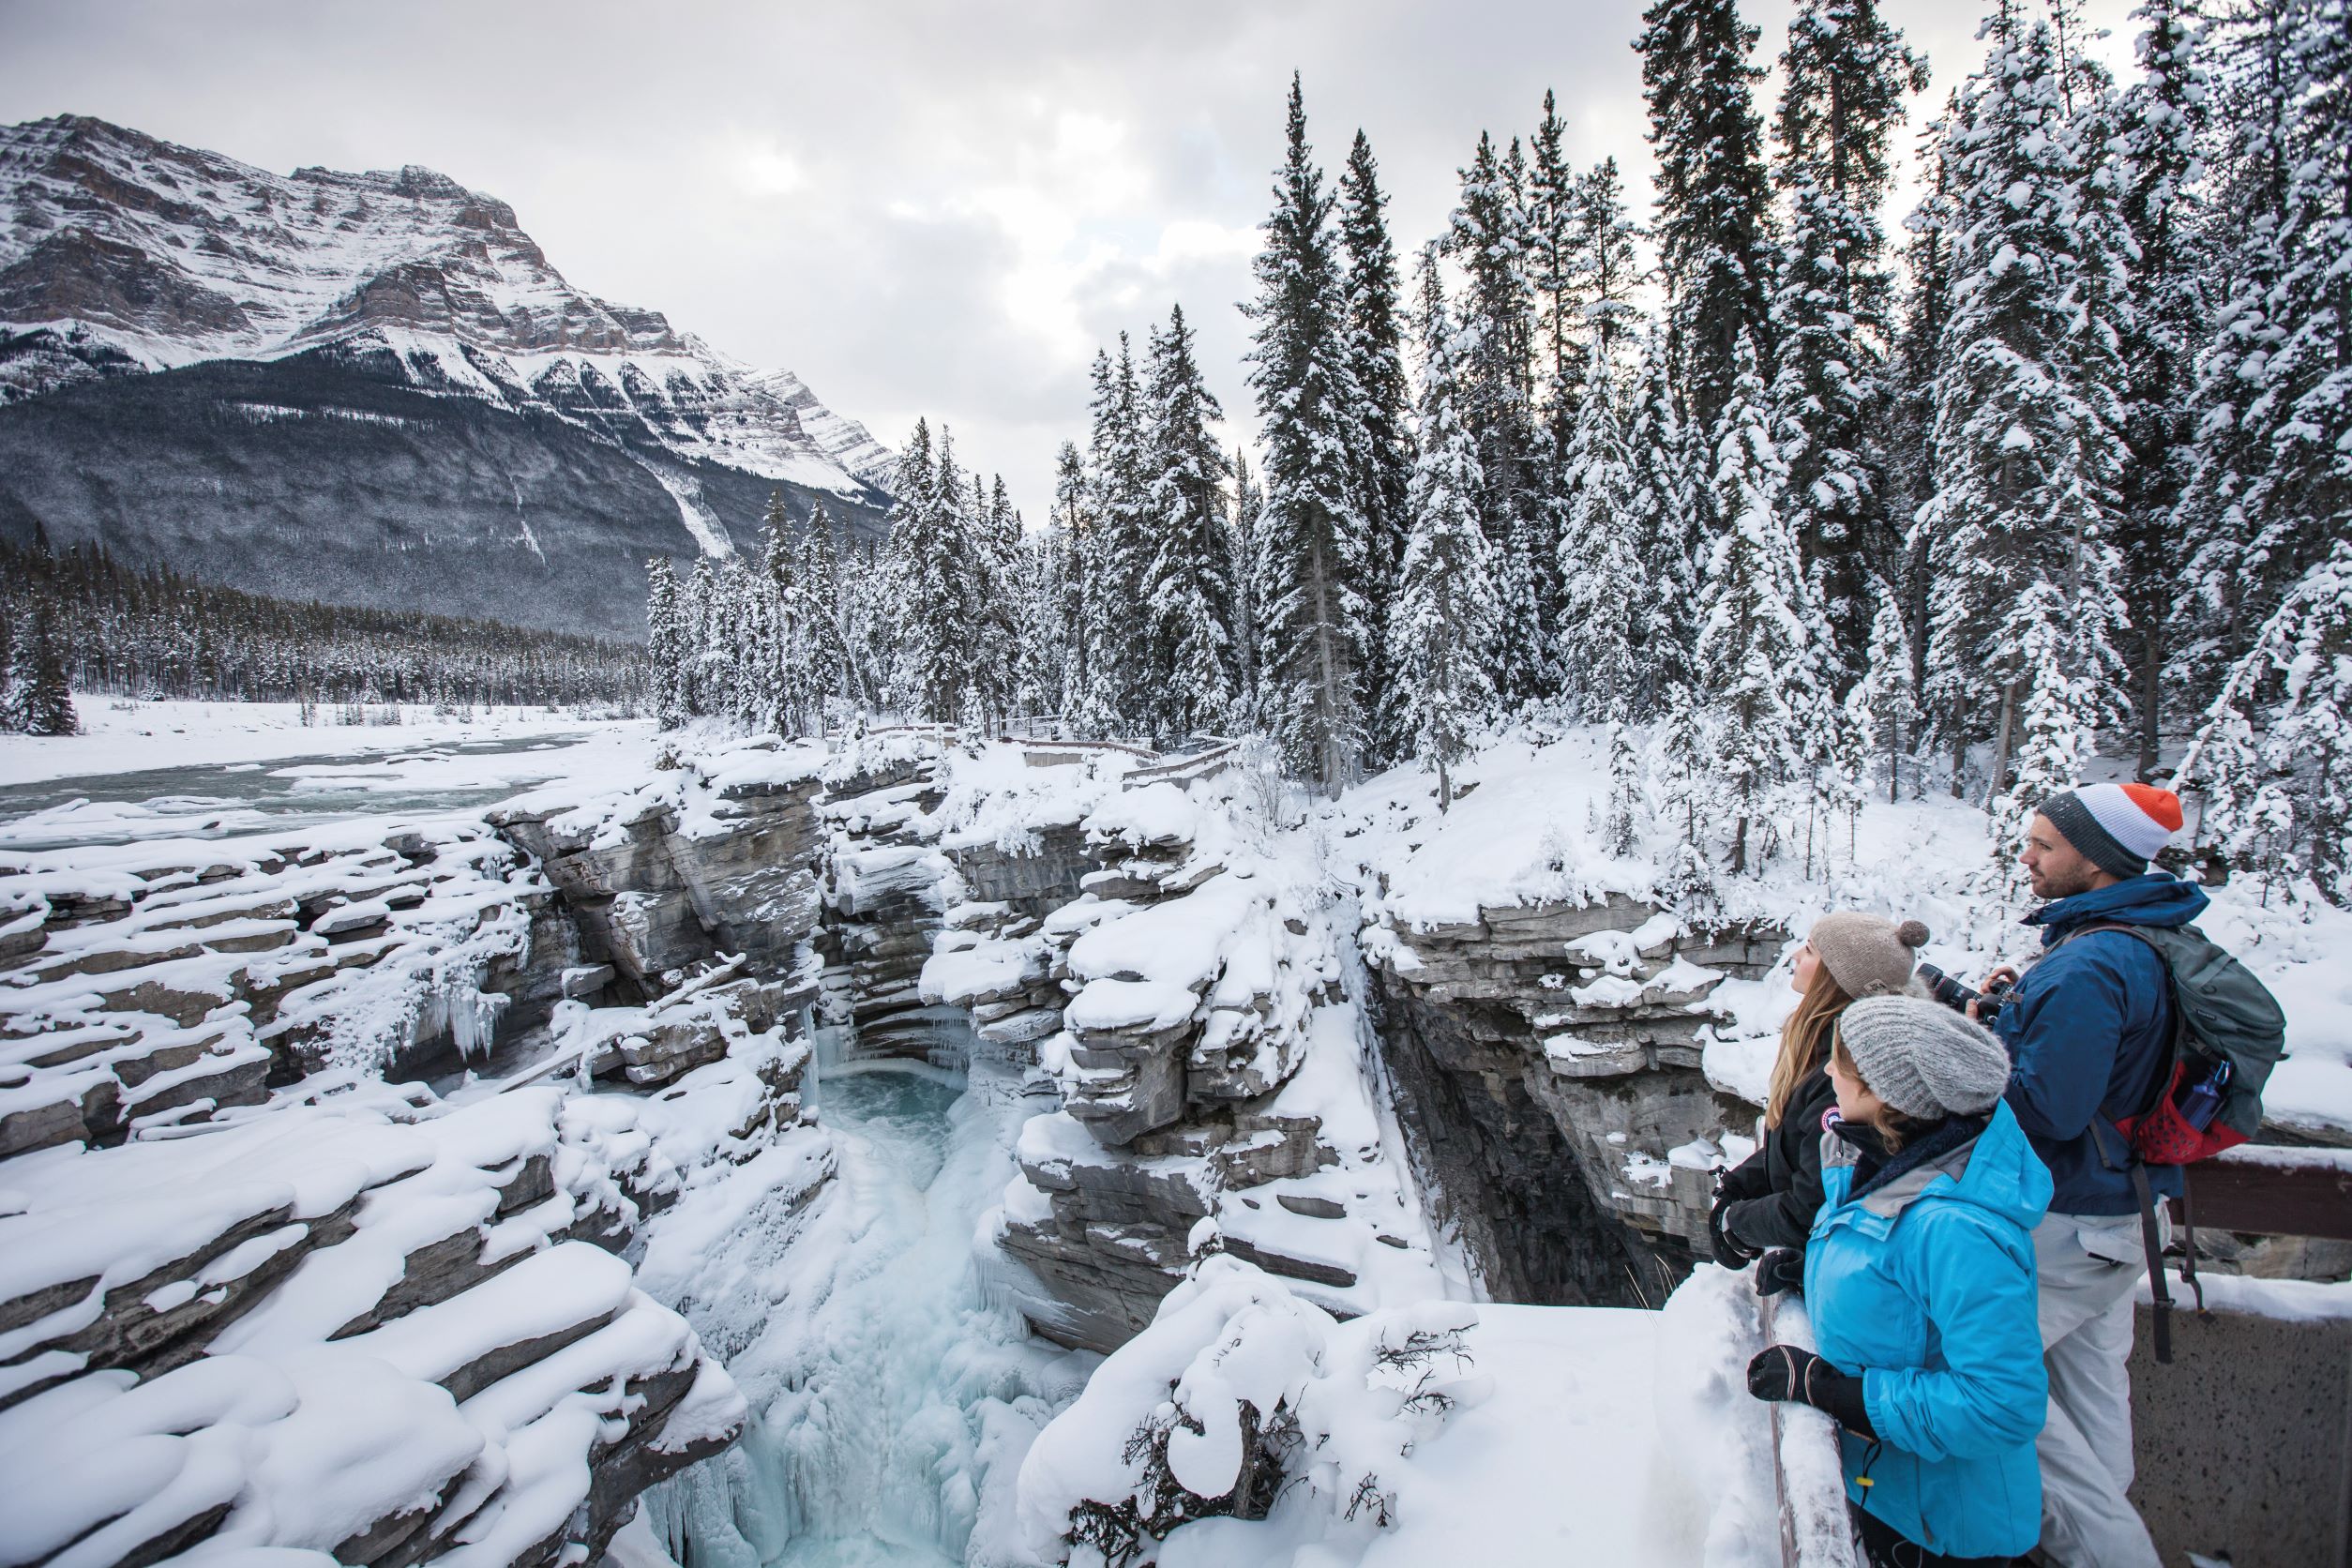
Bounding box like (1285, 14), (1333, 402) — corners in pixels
(0, 115), (894, 638)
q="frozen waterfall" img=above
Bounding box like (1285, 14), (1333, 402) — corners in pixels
(644, 1023), (1094, 1567)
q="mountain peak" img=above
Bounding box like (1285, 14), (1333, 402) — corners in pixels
(0, 114), (893, 490)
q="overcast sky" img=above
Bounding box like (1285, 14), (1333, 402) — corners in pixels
(0, 0), (2137, 519)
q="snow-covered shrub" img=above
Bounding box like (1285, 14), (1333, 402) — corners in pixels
(1017, 1258), (1485, 1567)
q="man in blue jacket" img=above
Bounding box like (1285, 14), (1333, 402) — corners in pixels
(1973, 781), (2199, 1568)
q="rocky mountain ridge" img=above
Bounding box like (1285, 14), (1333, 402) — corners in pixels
(0, 115), (893, 639)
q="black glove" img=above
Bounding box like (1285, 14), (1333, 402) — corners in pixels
(1708, 1178), (1761, 1268)
(1756, 1248), (1805, 1298)
(1745, 1345), (1875, 1437)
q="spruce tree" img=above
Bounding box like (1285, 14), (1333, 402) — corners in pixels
(1244, 74), (1371, 792)
(1556, 337), (1645, 723)
(684, 556), (726, 721)
(1448, 129), (1551, 705)
(800, 503), (853, 718)
(1627, 322), (1705, 709)
(644, 557), (690, 730)
(1230, 448), (1266, 722)
(1919, 12), (2133, 822)
(1393, 249), (1502, 810)
(1848, 574), (1921, 802)
(1338, 129), (1415, 761)
(1695, 334), (1817, 872)
(2187, 540), (2352, 896)
(1527, 90), (1588, 419)
(2113, 0), (2212, 776)
(1052, 441), (1093, 727)
(883, 417), (963, 722)
(1637, 0), (1777, 439)
(2174, 0), (2350, 718)
(1142, 304), (1238, 736)
(1085, 339), (1153, 731)
(1768, 0), (1926, 684)
(1574, 158), (1644, 362)
(22, 603), (76, 737)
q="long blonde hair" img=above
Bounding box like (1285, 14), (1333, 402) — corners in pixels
(1765, 963), (1854, 1129)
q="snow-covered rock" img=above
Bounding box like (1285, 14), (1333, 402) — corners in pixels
(0, 731), (844, 1566)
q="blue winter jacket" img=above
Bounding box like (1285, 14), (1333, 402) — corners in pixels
(1997, 873), (2209, 1214)
(1805, 1102), (2053, 1560)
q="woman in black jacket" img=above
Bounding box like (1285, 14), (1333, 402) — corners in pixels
(1709, 912), (1931, 1277)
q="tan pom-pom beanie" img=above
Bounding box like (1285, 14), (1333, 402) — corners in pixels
(1806, 912), (1932, 999)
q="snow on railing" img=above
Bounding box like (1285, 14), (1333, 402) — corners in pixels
(1122, 736), (1246, 791)
(1759, 1290), (1863, 1568)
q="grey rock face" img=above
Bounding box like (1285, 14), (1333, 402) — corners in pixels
(1368, 898), (1784, 1304)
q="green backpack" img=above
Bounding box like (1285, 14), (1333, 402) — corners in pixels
(2066, 920), (2288, 1363)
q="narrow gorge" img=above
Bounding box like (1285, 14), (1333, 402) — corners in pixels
(0, 728), (1829, 1568)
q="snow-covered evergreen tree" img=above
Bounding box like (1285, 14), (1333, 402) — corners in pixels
(1847, 575), (1921, 802)
(2114, 0), (2211, 775)
(645, 556), (691, 731)
(1142, 304), (1238, 737)
(1574, 157), (1644, 363)
(1338, 129), (1415, 761)
(800, 503), (855, 719)
(1695, 335), (1817, 872)
(684, 556), (731, 723)
(751, 493), (811, 736)
(2173, 0), (2351, 723)
(2189, 539), (2352, 900)
(1527, 90), (1588, 422)
(1447, 129), (1551, 706)
(1918, 11), (2132, 821)
(0, 601), (76, 736)
(884, 417), (978, 724)
(1768, 0), (1926, 685)
(1244, 74), (1371, 792)
(1085, 339), (1153, 733)
(1638, 0), (1777, 440)
(1392, 249), (1502, 809)
(1627, 323), (1705, 709)
(974, 471), (1025, 728)
(1556, 337), (1645, 723)
(1229, 448), (1264, 720)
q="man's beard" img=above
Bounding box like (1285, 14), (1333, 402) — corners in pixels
(2031, 862), (2103, 900)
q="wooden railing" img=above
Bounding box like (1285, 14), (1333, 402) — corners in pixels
(2172, 1144), (2352, 1240)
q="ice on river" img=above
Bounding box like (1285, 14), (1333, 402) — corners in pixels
(641, 1028), (1095, 1568)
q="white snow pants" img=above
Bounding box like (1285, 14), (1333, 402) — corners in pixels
(2031, 1211), (2163, 1568)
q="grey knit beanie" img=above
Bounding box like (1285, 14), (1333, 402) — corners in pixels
(1836, 996), (2013, 1119)
(1808, 912), (1932, 999)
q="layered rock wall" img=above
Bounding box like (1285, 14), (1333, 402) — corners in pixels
(1366, 897), (1783, 1304)
(0, 737), (837, 1567)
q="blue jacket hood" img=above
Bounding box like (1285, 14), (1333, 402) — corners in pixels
(2028, 872), (2209, 942)
(1932, 1102), (2052, 1232)
(1822, 1102), (2052, 1240)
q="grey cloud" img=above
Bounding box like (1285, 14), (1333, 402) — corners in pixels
(1, 0), (2138, 519)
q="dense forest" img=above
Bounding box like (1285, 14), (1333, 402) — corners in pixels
(651, 0), (2352, 905)
(0, 531), (644, 727)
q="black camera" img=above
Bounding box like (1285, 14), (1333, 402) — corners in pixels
(1916, 962), (2009, 1027)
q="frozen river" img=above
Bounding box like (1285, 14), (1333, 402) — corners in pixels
(645, 1026), (1093, 1568)
(0, 728), (623, 850)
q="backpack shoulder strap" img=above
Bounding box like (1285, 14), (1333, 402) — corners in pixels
(2057, 920), (2189, 1122)
(2055, 918), (2166, 955)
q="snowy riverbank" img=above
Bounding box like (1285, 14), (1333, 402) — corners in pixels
(0, 696), (643, 788)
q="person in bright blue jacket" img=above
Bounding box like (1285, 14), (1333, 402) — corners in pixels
(1746, 996), (2052, 1567)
